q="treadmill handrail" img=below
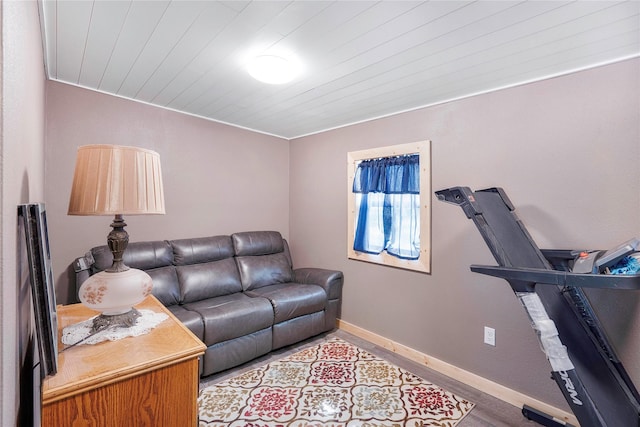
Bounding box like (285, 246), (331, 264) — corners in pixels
(470, 264), (640, 290)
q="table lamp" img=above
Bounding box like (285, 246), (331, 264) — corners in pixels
(68, 144), (165, 332)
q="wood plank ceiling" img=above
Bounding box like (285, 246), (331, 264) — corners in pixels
(40, 1), (640, 139)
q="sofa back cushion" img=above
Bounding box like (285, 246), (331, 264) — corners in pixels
(177, 258), (242, 302)
(232, 231), (294, 291)
(171, 236), (235, 265)
(147, 266), (181, 306)
(233, 231), (285, 256)
(171, 236), (242, 302)
(91, 240), (174, 272)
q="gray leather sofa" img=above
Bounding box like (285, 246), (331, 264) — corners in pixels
(75, 231), (343, 377)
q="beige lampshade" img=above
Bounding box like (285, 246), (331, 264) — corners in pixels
(68, 144), (165, 215)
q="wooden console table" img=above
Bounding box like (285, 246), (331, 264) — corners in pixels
(42, 296), (206, 427)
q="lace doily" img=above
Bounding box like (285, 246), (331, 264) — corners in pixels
(62, 309), (169, 346)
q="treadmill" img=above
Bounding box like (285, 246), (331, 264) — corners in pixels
(435, 186), (640, 427)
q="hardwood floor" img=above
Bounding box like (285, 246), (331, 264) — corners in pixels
(199, 329), (541, 426)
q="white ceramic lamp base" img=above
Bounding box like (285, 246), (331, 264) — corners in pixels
(78, 268), (153, 332)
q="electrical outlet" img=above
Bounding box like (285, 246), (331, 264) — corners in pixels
(484, 326), (496, 346)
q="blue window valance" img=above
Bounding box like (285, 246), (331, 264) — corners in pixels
(352, 155), (420, 194)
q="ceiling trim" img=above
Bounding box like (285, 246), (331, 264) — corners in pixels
(48, 79), (290, 140)
(48, 54), (638, 142)
(289, 54), (640, 140)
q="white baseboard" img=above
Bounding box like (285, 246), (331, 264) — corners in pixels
(337, 319), (578, 426)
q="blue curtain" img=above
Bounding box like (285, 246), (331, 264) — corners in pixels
(352, 155), (420, 259)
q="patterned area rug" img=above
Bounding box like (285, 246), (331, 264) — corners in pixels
(198, 338), (475, 426)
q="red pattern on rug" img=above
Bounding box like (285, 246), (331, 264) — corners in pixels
(199, 338), (474, 426)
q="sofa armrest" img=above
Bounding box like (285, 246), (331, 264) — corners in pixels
(294, 268), (343, 300)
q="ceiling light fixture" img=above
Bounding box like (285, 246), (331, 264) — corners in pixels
(248, 54), (301, 85)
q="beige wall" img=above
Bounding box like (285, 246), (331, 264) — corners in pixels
(289, 58), (640, 410)
(1, 1), (47, 425)
(45, 81), (290, 304)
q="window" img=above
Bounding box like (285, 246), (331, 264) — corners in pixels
(347, 140), (431, 273)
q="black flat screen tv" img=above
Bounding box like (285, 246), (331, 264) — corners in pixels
(18, 203), (58, 377)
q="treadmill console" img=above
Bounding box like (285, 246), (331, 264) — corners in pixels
(572, 238), (640, 274)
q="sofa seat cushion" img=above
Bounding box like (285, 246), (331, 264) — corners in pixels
(183, 293), (273, 346)
(245, 283), (327, 323)
(167, 305), (204, 341)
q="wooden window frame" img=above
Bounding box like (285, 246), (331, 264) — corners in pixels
(347, 140), (431, 273)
